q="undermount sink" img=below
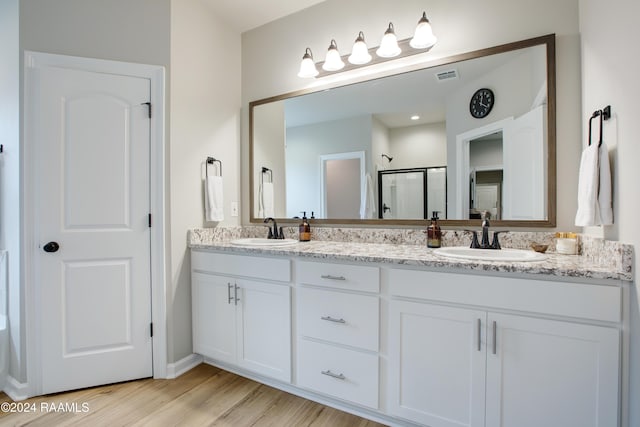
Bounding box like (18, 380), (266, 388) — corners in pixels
(230, 238), (298, 247)
(433, 246), (547, 262)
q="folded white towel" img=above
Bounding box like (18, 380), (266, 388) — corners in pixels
(260, 182), (275, 218)
(597, 142), (613, 225)
(575, 142), (613, 226)
(205, 176), (224, 222)
(360, 173), (376, 219)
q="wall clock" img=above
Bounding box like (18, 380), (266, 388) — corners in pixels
(469, 88), (494, 119)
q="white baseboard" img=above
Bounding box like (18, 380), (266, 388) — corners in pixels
(3, 375), (30, 401)
(165, 353), (203, 379)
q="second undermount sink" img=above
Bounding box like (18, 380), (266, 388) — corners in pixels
(230, 238), (298, 247)
(434, 246), (547, 262)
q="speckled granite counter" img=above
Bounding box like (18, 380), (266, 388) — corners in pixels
(188, 227), (633, 282)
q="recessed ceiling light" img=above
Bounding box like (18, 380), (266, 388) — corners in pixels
(411, 115), (420, 120)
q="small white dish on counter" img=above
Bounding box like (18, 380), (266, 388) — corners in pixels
(434, 246), (547, 262)
(230, 238), (298, 247)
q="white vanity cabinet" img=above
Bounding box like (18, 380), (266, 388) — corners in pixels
(295, 260), (381, 409)
(191, 250), (292, 382)
(388, 268), (621, 427)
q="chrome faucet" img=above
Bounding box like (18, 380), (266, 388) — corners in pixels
(263, 217), (283, 239)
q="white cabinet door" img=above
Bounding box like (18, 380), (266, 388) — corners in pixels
(192, 272), (236, 364)
(486, 313), (620, 427)
(236, 279), (291, 382)
(389, 300), (487, 427)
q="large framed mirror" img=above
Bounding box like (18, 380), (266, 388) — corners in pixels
(250, 34), (555, 227)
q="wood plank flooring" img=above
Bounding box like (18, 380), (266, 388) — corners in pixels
(0, 364), (386, 426)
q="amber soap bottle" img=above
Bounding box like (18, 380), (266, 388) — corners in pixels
(427, 211), (442, 248)
(299, 211), (311, 242)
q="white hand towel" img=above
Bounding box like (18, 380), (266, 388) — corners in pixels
(575, 143), (599, 226)
(575, 141), (614, 227)
(597, 142), (613, 225)
(261, 182), (275, 218)
(360, 173), (376, 219)
(205, 176), (224, 222)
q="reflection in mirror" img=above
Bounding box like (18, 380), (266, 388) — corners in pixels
(250, 34), (555, 227)
(378, 167), (447, 220)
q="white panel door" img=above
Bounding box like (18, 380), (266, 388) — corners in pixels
(486, 313), (620, 427)
(35, 66), (153, 394)
(236, 279), (291, 382)
(389, 300), (487, 427)
(502, 105), (546, 220)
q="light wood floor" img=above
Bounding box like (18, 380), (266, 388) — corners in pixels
(0, 364), (386, 426)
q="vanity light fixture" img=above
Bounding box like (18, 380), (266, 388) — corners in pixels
(322, 39), (345, 71)
(348, 31), (372, 65)
(297, 48), (319, 78)
(376, 23), (401, 58)
(410, 12), (437, 49)
(411, 115), (420, 120)
(298, 11), (437, 78)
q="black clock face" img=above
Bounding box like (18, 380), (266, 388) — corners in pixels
(469, 88), (494, 118)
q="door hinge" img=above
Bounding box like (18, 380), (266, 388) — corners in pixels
(150, 322), (154, 338)
(142, 102), (152, 119)
(148, 213), (152, 228)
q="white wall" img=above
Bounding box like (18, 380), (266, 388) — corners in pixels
(579, 1), (640, 424)
(0, 0), (21, 384)
(169, 0), (241, 364)
(241, 0), (582, 230)
(253, 101), (286, 218)
(285, 115), (372, 217)
(389, 122), (447, 170)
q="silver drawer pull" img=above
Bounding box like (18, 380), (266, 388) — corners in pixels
(321, 370), (346, 380)
(321, 274), (346, 281)
(321, 316), (346, 324)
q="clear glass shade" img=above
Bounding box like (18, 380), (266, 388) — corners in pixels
(410, 12), (437, 49)
(376, 23), (401, 58)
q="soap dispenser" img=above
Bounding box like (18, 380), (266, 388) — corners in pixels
(427, 211), (442, 248)
(299, 211), (311, 242)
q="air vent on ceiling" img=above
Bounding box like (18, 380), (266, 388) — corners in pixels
(435, 69), (458, 82)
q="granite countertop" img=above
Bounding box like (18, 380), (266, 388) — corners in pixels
(189, 228), (633, 282)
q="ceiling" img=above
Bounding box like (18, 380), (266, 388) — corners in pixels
(203, 0), (327, 33)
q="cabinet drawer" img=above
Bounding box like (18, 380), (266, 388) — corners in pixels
(297, 287), (379, 351)
(297, 339), (379, 409)
(192, 250), (290, 282)
(389, 268), (622, 322)
(297, 260), (379, 293)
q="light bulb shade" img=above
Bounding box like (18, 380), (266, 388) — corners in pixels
(410, 12), (437, 49)
(322, 39), (345, 71)
(297, 48), (319, 78)
(376, 23), (401, 58)
(348, 31), (372, 65)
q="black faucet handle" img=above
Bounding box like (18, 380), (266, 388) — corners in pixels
(466, 230), (481, 248)
(278, 227), (284, 239)
(491, 231), (507, 250)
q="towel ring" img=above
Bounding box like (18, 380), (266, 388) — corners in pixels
(261, 166), (273, 184)
(588, 105), (611, 148)
(206, 157), (222, 178)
